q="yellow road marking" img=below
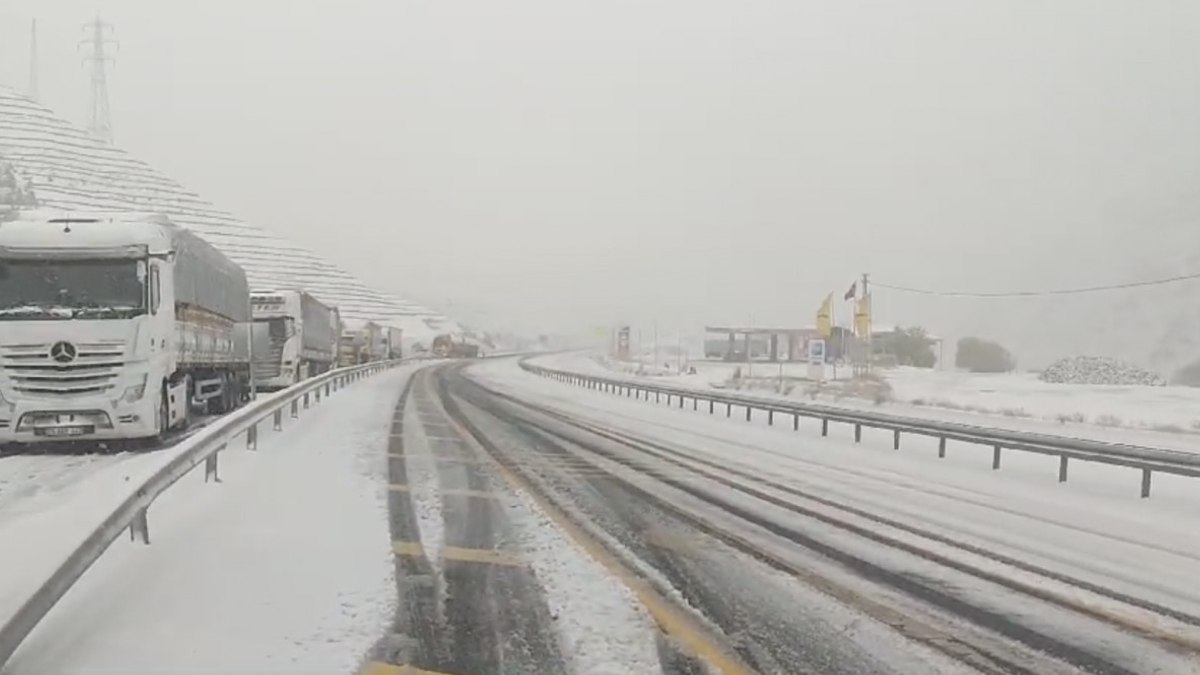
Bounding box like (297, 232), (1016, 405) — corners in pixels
(362, 662), (451, 675)
(439, 409), (753, 675)
(436, 457), (482, 465)
(440, 487), (500, 500)
(392, 541), (523, 567)
(392, 540), (426, 558)
(443, 545), (524, 567)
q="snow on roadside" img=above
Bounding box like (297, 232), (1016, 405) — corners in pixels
(497, 482), (663, 675)
(540, 352), (1200, 453)
(3, 367), (413, 675)
(403, 394), (446, 580)
(0, 449), (197, 631)
(399, 384), (664, 675)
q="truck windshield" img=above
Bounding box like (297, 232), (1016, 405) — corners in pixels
(0, 258), (147, 320)
(254, 316), (295, 339)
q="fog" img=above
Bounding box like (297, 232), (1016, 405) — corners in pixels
(2, 1), (1199, 365)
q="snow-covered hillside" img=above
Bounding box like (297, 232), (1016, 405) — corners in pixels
(0, 85), (456, 340)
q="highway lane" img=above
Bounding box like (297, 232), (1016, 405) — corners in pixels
(368, 360), (1200, 675)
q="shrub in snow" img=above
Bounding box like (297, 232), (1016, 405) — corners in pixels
(877, 327), (937, 368)
(1039, 356), (1165, 386)
(955, 337), (1016, 373)
(1171, 359), (1200, 387)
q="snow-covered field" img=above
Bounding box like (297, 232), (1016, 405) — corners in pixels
(547, 353), (1200, 452)
(1, 366), (413, 675)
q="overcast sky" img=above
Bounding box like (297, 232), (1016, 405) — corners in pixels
(2, 1), (1198, 352)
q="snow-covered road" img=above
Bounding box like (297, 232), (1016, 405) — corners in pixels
(6, 356), (1198, 675)
(453, 357), (1200, 674)
(1, 367), (414, 675)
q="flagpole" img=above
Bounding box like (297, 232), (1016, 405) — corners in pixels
(831, 298), (838, 380)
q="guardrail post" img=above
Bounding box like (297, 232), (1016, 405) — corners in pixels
(893, 430), (900, 450)
(992, 445), (1001, 469)
(726, 403), (732, 418)
(821, 418), (829, 437)
(205, 445), (224, 481)
(793, 413), (799, 430)
(692, 397), (697, 411)
(768, 410), (774, 426)
(667, 394), (672, 406)
(130, 507), (150, 545)
(679, 395), (685, 409)
(314, 387), (321, 404)
(854, 424), (862, 443)
(274, 408), (283, 431)
(247, 423), (258, 450)
(291, 398), (299, 419)
(938, 437), (946, 458)
(656, 391), (661, 403)
(325, 382), (331, 397)
(1141, 469), (1152, 498)
(709, 400), (714, 414)
(1058, 455), (1068, 482)
(303, 392), (310, 409)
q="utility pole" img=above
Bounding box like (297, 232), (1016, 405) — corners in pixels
(652, 321), (658, 370)
(28, 19), (39, 102)
(861, 272), (872, 373)
(80, 16), (117, 143)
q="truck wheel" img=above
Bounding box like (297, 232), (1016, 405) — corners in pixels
(155, 390), (171, 441)
(178, 376), (193, 429)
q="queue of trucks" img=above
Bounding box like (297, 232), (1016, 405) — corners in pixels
(0, 211), (416, 447)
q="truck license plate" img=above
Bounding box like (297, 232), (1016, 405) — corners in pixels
(36, 426), (94, 437)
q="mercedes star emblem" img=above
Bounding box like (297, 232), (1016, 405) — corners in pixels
(50, 341), (77, 363)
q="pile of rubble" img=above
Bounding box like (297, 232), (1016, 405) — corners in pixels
(1039, 356), (1166, 386)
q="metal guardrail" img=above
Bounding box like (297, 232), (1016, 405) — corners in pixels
(520, 360), (1200, 498)
(0, 359), (401, 668)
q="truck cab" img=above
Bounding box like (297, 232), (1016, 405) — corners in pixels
(250, 291), (302, 390)
(0, 211), (249, 445)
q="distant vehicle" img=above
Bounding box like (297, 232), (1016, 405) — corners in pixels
(382, 325), (403, 360)
(432, 333), (481, 359)
(338, 319), (386, 366)
(0, 212), (250, 444)
(249, 290), (339, 391)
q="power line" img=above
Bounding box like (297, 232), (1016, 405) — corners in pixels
(80, 16), (117, 143)
(874, 271), (1200, 298)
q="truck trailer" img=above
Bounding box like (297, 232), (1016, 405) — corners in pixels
(249, 290), (339, 391)
(0, 212), (250, 444)
(383, 325), (403, 360)
(432, 334), (481, 359)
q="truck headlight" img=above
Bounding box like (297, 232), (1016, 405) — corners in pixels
(123, 375), (149, 403)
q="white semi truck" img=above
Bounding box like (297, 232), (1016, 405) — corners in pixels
(249, 290), (339, 391)
(0, 212), (250, 445)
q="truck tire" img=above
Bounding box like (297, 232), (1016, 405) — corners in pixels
(155, 388), (171, 441)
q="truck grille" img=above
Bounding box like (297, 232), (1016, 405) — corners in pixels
(1, 341), (126, 396)
(252, 340), (287, 380)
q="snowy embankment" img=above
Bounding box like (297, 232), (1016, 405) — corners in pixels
(1, 367), (414, 675)
(538, 352), (1200, 452)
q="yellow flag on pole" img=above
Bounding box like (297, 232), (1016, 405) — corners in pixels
(855, 293), (871, 337)
(816, 293), (833, 338)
